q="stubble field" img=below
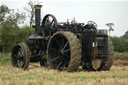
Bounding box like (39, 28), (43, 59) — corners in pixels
(0, 53), (128, 85)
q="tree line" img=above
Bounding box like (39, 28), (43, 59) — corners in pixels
(0, 5), (34, 53)
(112, 30), (128, 52)
(111, 35), (128, 52)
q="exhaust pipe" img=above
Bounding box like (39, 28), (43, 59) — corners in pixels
(34, 5), (42, 33)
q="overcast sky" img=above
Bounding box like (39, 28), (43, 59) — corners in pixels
(1, 0), (128, 37)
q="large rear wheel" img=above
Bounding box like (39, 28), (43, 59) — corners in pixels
(47, 31), (81, 72)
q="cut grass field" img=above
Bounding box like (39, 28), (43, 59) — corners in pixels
(0, 52), (128, 85)
(0, 53), (11, 65)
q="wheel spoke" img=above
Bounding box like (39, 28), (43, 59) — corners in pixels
(19, 49), (23, 56)
(49, 48), (58, 53)
(51, 56), (59, 62)
(60, 63), (67, 70)
(63, 60), (68, 66)
(63, 54), (69, 57)
(62, 58), (69, 70)
(14, 55), (20, 60)
(63, 64), (67, 69)
(18, 60), (22, 67)
(13, 55), (18, 59)
(64, 49), (70, 53)
(55, 38), (61, 47)
(56, 62), (62, 69)
(63, 55), (70, 64)
(50, 19), (54, 26)
(62, 41), (68, 50)
(19, 61), (22, 67)
(18, 56), (24, 67)
(17, 48), (24, 68)
(17, 60), (20, 67)
(50, 27), (54, 30)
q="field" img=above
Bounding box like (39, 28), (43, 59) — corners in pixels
(0, 53), (128, 85)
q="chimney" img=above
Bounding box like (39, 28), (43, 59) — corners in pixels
(34, 5), (42, 33)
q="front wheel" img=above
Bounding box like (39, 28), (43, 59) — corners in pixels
(11, 43), (31, 70)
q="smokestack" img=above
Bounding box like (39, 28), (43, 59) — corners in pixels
(34, 5), (42, 33)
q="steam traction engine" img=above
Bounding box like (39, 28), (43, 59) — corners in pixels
(11, 5), (114, 71)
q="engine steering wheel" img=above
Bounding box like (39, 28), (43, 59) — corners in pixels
(87, 21), (98, 28)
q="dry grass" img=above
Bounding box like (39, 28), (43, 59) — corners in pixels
(0, 52), (128, 85)
(0, 60), (128, 85)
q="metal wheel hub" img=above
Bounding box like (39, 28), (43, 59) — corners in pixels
(59, 49), (64, 55)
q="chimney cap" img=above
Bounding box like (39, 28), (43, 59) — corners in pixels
(34, 5), (42, 9)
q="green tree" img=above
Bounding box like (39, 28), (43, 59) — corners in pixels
(0, 5), (27, 52)
(19, 26), (34, 42)
(0, 24), (20, 52)
(111, 37), (128, 52)
(0, 5), (10, 24)
(0, 25), (34, 53)
(122, 31), (128, 40)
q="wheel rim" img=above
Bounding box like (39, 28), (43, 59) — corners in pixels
(12, 45), (25, 68)
(48, 34), (70, 70)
